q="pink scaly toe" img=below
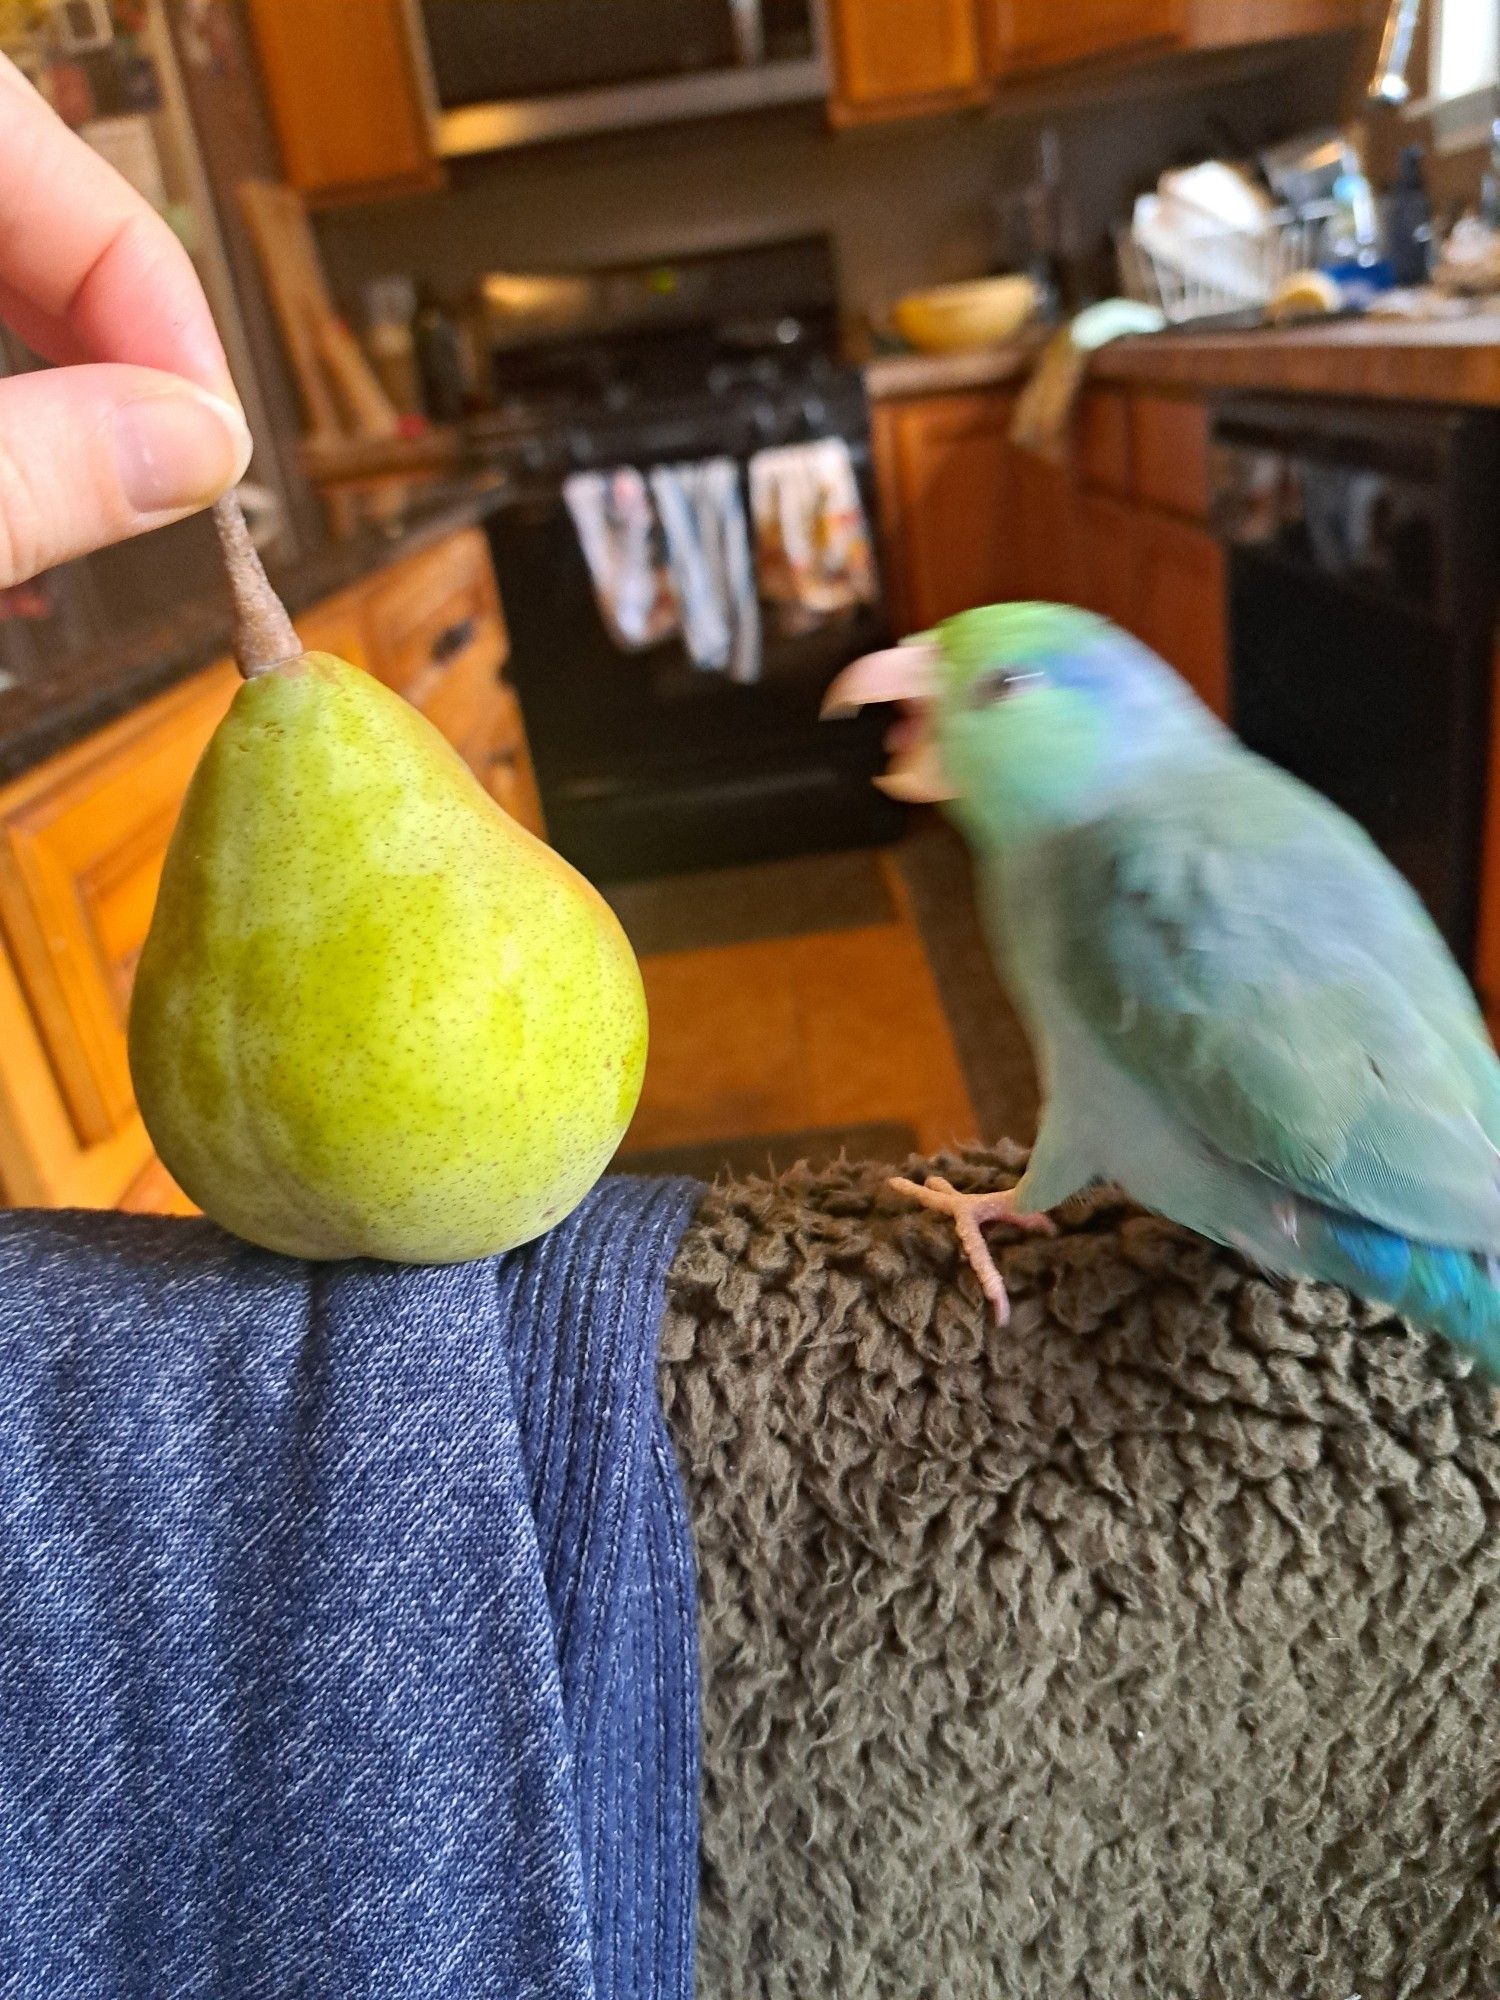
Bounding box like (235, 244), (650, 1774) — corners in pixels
(889, 1175), (1057, 1324)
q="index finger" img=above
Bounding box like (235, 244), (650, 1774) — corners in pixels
(0, 55), (233, 398)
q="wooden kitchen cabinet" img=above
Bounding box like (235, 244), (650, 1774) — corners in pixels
(295, 585), (371, 672)
(1134, 513), (1229, 716)
(1011, 449), (1079, 605)
(982, 0), (1179, 74)
(826, 0), (1359, 127)
(1183, 0), (1370, 46)
(0, 664), (238, 1210)
(872, 380), (1227, 709)
(363, 529), (504, 700)
(479, 684), (548, 841)
(245, 0), (442, 202)
(1076, 491), (1142, 631)
(827, 0), (988, 124)
(871, 392), (1020, 631)
(1075, 388), (1134, 496)
(1130, 393), (1213, 520)
(0, 524), (539, 1216)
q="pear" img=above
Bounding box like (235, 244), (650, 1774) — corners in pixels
(128, 501), (647, 1262)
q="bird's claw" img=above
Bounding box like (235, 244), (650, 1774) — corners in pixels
(889, 1174), (1056, 1324)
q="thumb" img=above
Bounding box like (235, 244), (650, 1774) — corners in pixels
(0, 364), (252, 586)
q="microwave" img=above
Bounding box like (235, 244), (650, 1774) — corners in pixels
(402, 0), (827, 158)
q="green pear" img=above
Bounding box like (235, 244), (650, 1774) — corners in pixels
(128, 650), (647, 1262)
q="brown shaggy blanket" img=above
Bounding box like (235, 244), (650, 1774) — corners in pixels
(658, 1147), (1500, 2000)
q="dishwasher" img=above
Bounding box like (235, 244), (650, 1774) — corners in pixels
(1212, 396), (1500, 969)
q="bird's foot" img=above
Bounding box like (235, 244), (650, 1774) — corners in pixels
(889, 1174), (1057, 1324)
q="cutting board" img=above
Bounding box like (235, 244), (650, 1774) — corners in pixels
(238, 178), (406, 530)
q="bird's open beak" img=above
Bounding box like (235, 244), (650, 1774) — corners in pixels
(820, 642), (954, 802)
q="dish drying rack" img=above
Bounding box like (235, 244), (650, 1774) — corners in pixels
(1117, 205), (1336, 324)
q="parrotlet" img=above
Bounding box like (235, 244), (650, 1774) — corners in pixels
(823, 602), (1500, 1376)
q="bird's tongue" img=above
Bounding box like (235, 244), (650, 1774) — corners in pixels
(884, 706), (925, 756)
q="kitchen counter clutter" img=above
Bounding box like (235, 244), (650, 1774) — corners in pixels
(865, 312), (1500, 408)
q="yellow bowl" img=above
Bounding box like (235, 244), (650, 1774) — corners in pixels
(892, 275), (1041, 354)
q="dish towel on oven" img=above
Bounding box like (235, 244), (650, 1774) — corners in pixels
(748, 437), (878, 636)
(0, 1177), (701, 2000)
(564, 466), (680, 650)
(649, 459), (761, 682)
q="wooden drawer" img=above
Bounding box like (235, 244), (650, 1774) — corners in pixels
(414, 633), (506, 757)
(1076, 493), (1142, 632)
(1130, 394), (1212, 519)
(477, 684), (546, 840)
(1076, 390), (1133, 494)
(1135, 514), (1228, 716)
(873, 393), (1020, 632)
(1011, 449), (1078, 606)
(363, 528), (506, 694)
(296, 584), (370, 672)
(0, 661), (238, 1206)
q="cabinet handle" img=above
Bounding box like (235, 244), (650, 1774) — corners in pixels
(431, 615), (478, 665)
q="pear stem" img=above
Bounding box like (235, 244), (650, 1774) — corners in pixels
(211, 494), (302, 680)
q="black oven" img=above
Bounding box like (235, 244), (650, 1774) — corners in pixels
(484, 366), (899, 885)
(1213, 396), (1500, 969)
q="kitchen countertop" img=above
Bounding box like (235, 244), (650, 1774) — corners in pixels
(864, 313), (1500, 408)
(0, 476), (509, 788)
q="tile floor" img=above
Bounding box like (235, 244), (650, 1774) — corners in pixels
(608, 843), (990, 1176)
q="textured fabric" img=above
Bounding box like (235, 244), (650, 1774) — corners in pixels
(0, 1176), (700, 2000)
(563, 468), (678, 651)
(661, 1147), (1500, 2000)
(648, 461), (760, 682)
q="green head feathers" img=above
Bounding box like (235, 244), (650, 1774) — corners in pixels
(928, 602), (1223, 850)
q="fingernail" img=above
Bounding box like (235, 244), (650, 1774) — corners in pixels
(114, 388), (253, 516)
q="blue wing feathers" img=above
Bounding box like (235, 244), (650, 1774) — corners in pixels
(1054, 755), (1500, 1256)
(1320, 1209), (1500, 1377)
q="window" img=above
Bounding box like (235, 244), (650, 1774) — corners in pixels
(1427, 0), (1499, 147)
(1434, 0), (1499, 100)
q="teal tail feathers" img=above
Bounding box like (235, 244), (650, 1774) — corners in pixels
(1314, 1210), (1500, 1380)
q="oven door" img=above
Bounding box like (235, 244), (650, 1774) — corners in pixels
(482, 413), (900, 882)
(1214, 404), (1497, 966)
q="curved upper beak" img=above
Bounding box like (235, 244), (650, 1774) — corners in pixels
(819, 643), (940, 719)
(820, 642), (955, 803)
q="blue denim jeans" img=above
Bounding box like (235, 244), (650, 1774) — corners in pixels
(0, 1176), (701, 1999)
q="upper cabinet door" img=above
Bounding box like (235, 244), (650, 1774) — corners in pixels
(871, 393), (1021, 631)
(245, 0), (443, 201)
(983, 0), (1180, 73)
(827, 0), (989, 125)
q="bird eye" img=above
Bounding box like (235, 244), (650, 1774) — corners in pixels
(969, 665), (1043, 708)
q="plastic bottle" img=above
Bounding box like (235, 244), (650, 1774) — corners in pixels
(1385, 146), (1433, 286)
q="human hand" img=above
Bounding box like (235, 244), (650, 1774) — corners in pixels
(0, 53), (251, 588)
